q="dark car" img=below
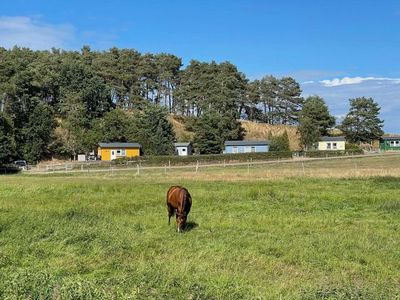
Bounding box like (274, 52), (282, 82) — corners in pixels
(14, 160), (28, 170)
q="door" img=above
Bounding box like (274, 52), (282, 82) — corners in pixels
(111, 150), (116, 160)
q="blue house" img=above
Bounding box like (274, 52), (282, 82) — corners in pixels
(223, 140), (270, 154)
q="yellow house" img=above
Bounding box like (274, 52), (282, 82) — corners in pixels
(318, 136), (345, 150)
(97, 142), (141, 161)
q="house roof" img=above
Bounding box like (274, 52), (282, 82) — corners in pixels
(99, 142), (141, 148)
(320, 136), (345, 142)
(381, 136), (400, 140)
(174, 142), (191, 147)
(224, 140), (269, 146)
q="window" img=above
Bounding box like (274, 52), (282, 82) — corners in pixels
(244, 146), (252, 153)
(396, 141), (400, 147)
(116, 149), (126, 156)
(251, 146), (256, 153)
(182, 148), (186, 152)
(232, 146), (238, 153)
(332, 143), (337, 150)
(327, 143), (331, 149)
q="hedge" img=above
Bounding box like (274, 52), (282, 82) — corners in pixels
(113, 151), (294, 166)
(298, 149), (363, 158)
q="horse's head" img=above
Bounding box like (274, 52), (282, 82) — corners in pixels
(176, 213), (187, 233)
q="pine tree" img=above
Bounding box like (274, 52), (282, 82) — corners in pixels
(339, 97), (384, 143)
(193, 111), (245, 154)
(298, 96), (335, 149)
(135, 103), (176, 155)
(97, 109), (131, 142)
(193, 112), (223, 154)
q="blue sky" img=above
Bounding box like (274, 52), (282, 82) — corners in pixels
(1, 0), (399, 132)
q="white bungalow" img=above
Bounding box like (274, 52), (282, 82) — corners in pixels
(318, 136), (346, 150)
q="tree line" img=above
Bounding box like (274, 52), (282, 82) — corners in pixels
(0, 46), (384, 164)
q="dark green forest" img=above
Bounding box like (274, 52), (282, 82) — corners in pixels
(0, 46), (383, 163)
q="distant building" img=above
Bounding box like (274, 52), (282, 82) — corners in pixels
(97, 142), (141, 161)
(174, 142), (193, 156)
(318, 136), (345, 151)
(380, 136), (400, 151)
(223, 140), (270, 154)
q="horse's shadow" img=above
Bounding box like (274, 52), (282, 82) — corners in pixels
(185, 221), (198, 232)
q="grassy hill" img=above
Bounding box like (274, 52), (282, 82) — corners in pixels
(170, 116), (301, 150)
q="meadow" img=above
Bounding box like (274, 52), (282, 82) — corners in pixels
(0, 155), (400, 299)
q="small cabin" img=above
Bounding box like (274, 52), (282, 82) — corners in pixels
(380, 136), (400, 151)
(174, 142), (192, 156)
(223, 140), (270, 154)
(318, 136), (345, 151)
(97, 142), (141, 161)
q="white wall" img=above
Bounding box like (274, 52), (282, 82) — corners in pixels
(318, 141), (345, 150)
(176, 146), (189, 156)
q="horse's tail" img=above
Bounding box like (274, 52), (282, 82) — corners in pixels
(181, 188), (191, 215)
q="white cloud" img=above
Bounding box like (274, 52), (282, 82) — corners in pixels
(301, 80), (314, 85)
(320, 76), (400, 87)
(0, 16), (75, 49)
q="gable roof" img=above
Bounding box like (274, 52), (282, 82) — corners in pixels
(320, 136), (345, 142)
(224, 140), (269, 146)
(99, 142), (141, 148)
(381, 136), (400, 140)
(174, 142), (191, 147)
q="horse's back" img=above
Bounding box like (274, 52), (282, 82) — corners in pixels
(167, 186), (191, 211)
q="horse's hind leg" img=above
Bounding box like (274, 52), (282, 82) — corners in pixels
(167, 204), (174, 225)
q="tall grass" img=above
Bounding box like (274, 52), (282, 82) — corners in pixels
(0, 161), (399, 298)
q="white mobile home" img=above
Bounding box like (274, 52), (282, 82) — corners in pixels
(318, 136), (345, 150)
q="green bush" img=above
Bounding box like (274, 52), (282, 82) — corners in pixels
(345, 143), (361, 150)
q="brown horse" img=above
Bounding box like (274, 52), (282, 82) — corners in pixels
(166, 186), (192, 232)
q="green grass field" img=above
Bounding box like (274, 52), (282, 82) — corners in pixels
(1, 156), (400, 299)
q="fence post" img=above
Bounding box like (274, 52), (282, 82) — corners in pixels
(136, 164), (140, 175)
(164, 164), (167, 174)
(169, 160), (171, 170)
(302, 161), (305, 175)
(247, 160), (250, 175)
(223, 159), (226, 168)
(195, 160), (199, 173)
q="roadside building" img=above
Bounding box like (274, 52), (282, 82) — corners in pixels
(97, 142), (141, 161)
(380, 136), (400, 151)
(318, 136), (345, 150)
(174, 142), (193, 156)
(223, 140), (270, 154)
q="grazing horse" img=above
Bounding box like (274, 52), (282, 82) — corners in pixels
(166, 186), (192, 232)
